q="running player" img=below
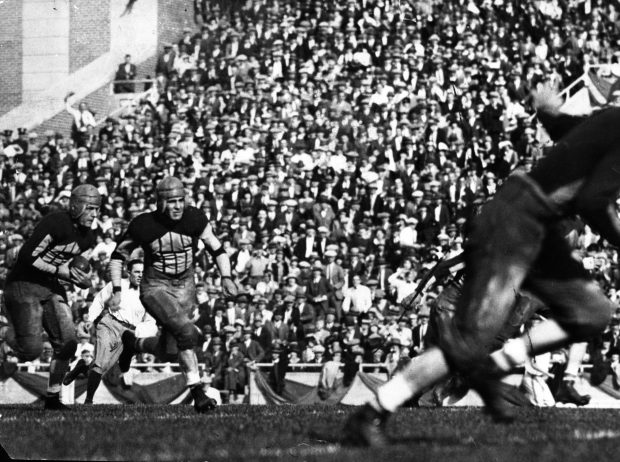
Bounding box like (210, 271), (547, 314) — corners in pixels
(345, 87), (618, 445)
(63, 259), (155, 403)
(4, 185), (100, 410)
(108, 176), (237, 413)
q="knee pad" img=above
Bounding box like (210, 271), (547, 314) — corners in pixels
(177, 323), (199, 350)
(56, 339), (78, 361)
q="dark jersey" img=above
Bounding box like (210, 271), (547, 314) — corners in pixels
(7, 211), (96, 289)
(532, 107), (620, 247)
(112, 207), (208, 277)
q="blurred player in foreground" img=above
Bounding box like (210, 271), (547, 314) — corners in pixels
(3, 185), (99, 410)
(345, 86), (618, 445)
(109, 176), (237, 413)
(63, 259), (156, 403)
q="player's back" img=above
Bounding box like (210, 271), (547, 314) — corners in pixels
(7, 210), (95, 287)
(529, 107), (620, 208)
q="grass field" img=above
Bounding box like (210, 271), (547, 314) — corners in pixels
(0, 404), (619, 461)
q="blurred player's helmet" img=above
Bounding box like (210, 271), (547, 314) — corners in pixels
(69, 184), (102, 220)
(155, 176), (185, 211)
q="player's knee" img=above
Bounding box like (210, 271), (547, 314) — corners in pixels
(56, 339), (78, 361)
(176, 323), (199, 350)
(19, 341), (43, 362)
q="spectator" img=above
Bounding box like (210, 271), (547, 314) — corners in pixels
(114, 54), (137, 93)
(342, 275), (372, 316)
(3, 0), (620, 402)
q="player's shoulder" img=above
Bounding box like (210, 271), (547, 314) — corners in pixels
(37, 210), (73, 232)
(182, 206), (209, 231)
(128, 211), (157, 229)
(184, 206), (206, 220)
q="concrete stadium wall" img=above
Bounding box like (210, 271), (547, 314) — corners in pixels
(0, 0), (23, 117)
(0, 0), (194, 133)
(70, 0), (112, 73)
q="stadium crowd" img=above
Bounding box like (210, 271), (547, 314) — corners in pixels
(2, 0), (620, 400)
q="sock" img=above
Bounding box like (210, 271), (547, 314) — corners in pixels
(47, 358), (71, 394)
(73, 359), (88, 376)
(564, 342), (587, 380)
(373, 374), (414, 413)
(86, 371), (102, 402)
(178, 349), (201, 387)
(118, 347), (134, 372)
(491, 338), (527, 372)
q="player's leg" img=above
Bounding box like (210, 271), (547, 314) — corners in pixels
(3, 282), (45, 361)
(553, 342), (591, 405)
(117, 329), (138, 389)
(141, 282), (216, 413)
(42, 294), (78, 410)
(490, 228), (611, 408)
(84, 316), (124, 403)
(345, 177), (552, 445)
(491, 228), (611, 366)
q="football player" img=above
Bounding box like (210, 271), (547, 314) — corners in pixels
(109, 176), (237, 413)
(345, 87), (618, 445)
(63, 259), (155, 403)
(4, 185), (99, 410)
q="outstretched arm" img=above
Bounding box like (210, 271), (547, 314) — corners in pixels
(575, 151), (620, 248)
(532, 84), (588, 142)
(200, 223), (238, 297)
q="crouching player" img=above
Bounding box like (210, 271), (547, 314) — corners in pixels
(108, 176), (238, 413)
(3, 185), (99, 410)
(63, 259), (156, 403)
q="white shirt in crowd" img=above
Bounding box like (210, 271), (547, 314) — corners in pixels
(342, 284), (372, 314)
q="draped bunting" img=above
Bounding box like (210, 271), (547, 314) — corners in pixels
(0, 365), (188, 405)
(102, 365), (188, 404)
(2, 367), (620, 407)
(587, 70), (616, 102)
(253, 370), (385, 405)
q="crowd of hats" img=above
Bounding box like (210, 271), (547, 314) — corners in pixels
(2, 0), (620, 366)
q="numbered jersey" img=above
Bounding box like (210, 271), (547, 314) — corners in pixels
(7, 211), (96, 288)
(112, 207), (208, 277)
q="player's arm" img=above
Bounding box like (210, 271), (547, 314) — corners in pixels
(26, 216), (77, 282)
(532, 84), (587, 142)
(575, 152), (620, 247)
(200, 222), (237, 297)
(109, 226), (139, 307)
(88, 282), (114, 321)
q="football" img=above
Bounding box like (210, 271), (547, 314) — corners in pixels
(69, 255), (91, 273)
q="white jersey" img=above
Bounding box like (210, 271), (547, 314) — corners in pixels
(88, 279), (153, 328)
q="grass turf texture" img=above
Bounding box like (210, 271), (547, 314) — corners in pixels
(0, 405), (619, 461)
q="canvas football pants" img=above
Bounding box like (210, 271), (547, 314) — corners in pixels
(438, 173), (613, 373)
(4, 281), (76, 361)
(139, 271), (198, 359)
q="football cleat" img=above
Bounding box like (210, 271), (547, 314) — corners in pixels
(342, 403), (390, 447)
(555, 380), (591, 406)
(467, 365), (531, 423)
(190, 385), (218, 413)
(44, 394), (70, 411)
(62, 359), (88, 386)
